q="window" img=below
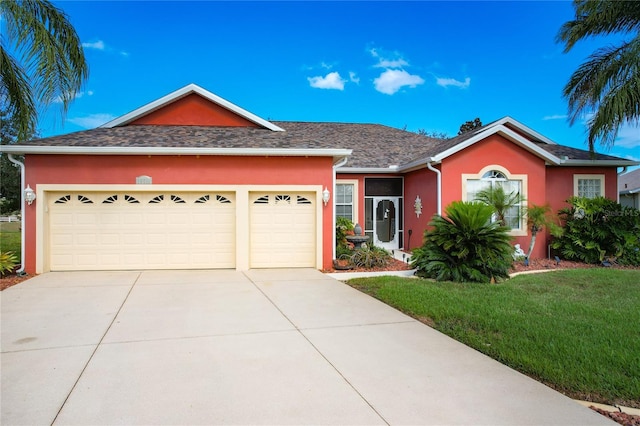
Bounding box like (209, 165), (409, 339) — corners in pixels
(336, 183), (354, 221)
(574, 174), (604, 198)
(462, 166), (527, 235)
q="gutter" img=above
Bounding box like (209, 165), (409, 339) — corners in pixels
(6, 154), (26, 275)
(426, 160), (442, 216)
(0, 146), (352, 159)
(332, 156), (349, 260)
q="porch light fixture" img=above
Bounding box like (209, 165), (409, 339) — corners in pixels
(414, 195), (422, 217)
(322, 187), (330, 206)
(24, 185), (36, 205)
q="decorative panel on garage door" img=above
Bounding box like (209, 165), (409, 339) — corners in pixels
(48, 192), (235, 271)
(250, 192), (316, 268)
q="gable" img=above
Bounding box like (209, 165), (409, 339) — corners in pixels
(100, 84), (284, 131)
(128, 93), (261, 127)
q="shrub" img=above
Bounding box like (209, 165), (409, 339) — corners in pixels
(551, 196), (640, 265)
(0, 251), (18, 276)
(349, 244), (392, 269)
(411, 201), (514, 283)
(336, 217), (355, 258)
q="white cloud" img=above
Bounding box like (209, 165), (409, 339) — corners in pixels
(68, 113), (116, 129)
(307, 72), (347, 90)
(374, 69), (425, 95)
(615, 123), (640, 148)
(82, 40), (129, 57)
(369, 48), (408, 69)
(542, 114), (568, 120)
(436, 76), (471, 89)
(52, 90), (94, 104)
(349, 71), (360, 84)
(82, 40), (105, 50)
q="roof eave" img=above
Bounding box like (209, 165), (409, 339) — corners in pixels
(336, 166), (402, 174)
(0, 145), (351, 160)
(560, 159), (640, 167)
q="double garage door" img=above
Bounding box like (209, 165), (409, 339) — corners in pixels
(48, 191), (317, 271)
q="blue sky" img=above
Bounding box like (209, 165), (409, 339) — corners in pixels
(38, 1), (638, 163)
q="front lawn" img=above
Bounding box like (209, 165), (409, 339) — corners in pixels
(0, 222), (21, 254)
(347, 269), (640, 408)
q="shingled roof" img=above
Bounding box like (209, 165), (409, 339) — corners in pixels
(4, 119), (636, 169)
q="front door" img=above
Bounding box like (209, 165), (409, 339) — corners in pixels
(373, 197), (399, 250)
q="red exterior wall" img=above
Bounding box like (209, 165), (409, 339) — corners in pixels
(129, 94), (260, 127)
(23, 155), (334, 273)
(403, 168), (438, 250)
(440, 134), (548, 259)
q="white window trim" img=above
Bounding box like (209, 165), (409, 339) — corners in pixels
(573, 174), (605, 198)
(462, 165), (528, 237)
(336, 179), (359, 224)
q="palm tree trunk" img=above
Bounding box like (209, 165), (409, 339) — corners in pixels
(527, 230), (538, 259)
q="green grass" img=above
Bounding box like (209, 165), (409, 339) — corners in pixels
(347, 269), (640, 407)
(0, 223), (21, 254)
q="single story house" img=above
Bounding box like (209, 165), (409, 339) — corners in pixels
(619, 168), (640, 209)
(2, 84), (637, 274)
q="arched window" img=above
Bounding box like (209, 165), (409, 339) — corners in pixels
(464, 167), (526, 232)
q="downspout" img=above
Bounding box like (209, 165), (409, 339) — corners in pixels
(7, 154), (26, 275)
(617, 166), (628, 204)
(332, 156), (349, 260)
(426, 160), (442, 216)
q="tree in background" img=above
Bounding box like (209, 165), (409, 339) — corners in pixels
(557, 0), (640, 152)
(458, 118), (483, 135)
(0, 111), (33, 213)
(0, 0), (89, 141)
(416, 128), (450, 139)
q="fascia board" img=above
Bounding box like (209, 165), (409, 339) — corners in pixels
(100, 84), (285, 132)
(336, 167), (402, 174)
(431, 125), (562, 165)
(561, 159), (640, 167)
(0, 145), (351, 158)
(489, 116), (558, 145)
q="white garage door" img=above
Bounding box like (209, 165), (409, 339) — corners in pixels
(48, 192), (235, 271)
(250, 192), (316, 268)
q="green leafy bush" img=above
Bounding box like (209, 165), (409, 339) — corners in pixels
(551, 196), (640, 265)
(336, 217), (354, 258)
(0, 251), (18, 276)
(411, 201), (514, 283)
(349, 245), (391, 268)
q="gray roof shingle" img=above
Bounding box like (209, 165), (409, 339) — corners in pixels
(8, 121), (632, 168)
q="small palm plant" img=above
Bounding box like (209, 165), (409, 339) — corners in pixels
(524, 204), (554, 259)
(475, 185), (525, 227)
(411, 201), (514, 283)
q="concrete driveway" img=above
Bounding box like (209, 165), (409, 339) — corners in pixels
(1, 269), (612, 425)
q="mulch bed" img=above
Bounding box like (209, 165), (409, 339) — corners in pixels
(324, 257), (413, 273)
(590, 407), (640, 426)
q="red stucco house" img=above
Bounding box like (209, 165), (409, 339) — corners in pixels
(3, 84), (637, 274)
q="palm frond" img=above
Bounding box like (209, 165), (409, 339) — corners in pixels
(557, 0), (640, 52)
(0, 0), (88, 137)
(0, 46), (36, 140)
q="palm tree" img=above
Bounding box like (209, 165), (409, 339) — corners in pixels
(0, 0), (89, 140)
(524, 204), (554, 259)
(474, 185), (525, 227)
(557, 0), (640, 152)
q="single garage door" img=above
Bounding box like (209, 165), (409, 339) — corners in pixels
(250, 192), (316, 268)
(48, 191), (235, 271)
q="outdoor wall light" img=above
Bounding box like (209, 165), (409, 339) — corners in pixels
(322, 187), (330, 206)
(414, 195), (422, 217)
(25, 185), (36, 205)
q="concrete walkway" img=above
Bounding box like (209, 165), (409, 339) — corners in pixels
(1, 269), (613, 425)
